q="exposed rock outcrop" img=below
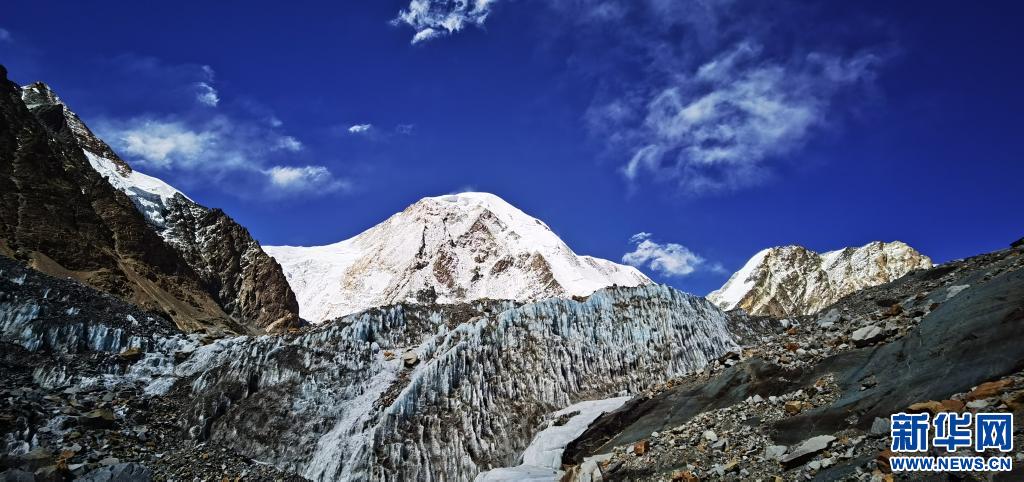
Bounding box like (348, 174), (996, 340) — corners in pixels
(708, 241), (932, 317)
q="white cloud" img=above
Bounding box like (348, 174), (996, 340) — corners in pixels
(275, 136), (303, 151)
(97, 117), (345, 197)
(348, 123), (373, 134)
(616, 43), (880, 192)
(264, 165), (350, 194)
(393, 0), (496, 44)
(194, 82), (220, 107)
(622, 232), (706, 277)
(0, 28), (11, 43)
(111, 120), (217, 169)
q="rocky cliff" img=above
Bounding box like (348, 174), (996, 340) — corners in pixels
(708, 241), (932, 317)
(1, 67), (299, 333)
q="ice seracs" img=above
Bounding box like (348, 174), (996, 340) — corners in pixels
(265, 192), (652, 323)
(708, 241), (932, 317)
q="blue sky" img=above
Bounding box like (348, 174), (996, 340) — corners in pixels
(2, 1), (1022, 295)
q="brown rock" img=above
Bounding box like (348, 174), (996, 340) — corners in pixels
(908, 400), (945, 415)
(784, 342), (800, 352)
(966, 379), (1012, 401)
(633, 439), (649, 456)
(883, 304), (903, 317)
(876, 449), (895, 473)
(1002, 390), (1024, 412)
(940, 399), (965, 412)
(80, 408), (116, 429)
(118, 347), (143, 362)
(671, 470), (698, 481)
(784, 400), (804, 415)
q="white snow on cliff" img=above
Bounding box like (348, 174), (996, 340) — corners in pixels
(266, 192), (651, 323)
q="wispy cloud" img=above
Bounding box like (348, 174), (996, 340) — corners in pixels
(622, 233), (712, 277)
(194, 82), (219, 107)
(612, 43), (880, 192)
(0, 28), (12, 43)
(87, 56), (350, 198)
(393, 0), (496, 44)
(96, 116), (347, 197)
(394, 1), (889, 195)
(348, 123), (373, 134)
(275, 136), (303, 152)
(264, 165), (349, 194)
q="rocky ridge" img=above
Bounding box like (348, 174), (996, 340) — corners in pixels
(3, 67), (299, 333)
(708, 241), (932, 317)
(561, 240), (1024, 481)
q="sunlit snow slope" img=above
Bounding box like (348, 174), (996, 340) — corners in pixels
(265, 193), (652, 323)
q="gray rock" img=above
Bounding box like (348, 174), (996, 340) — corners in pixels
(77, 463), (153, 482)
(851, 325), (884, 346)
(703, 430), (718, 442)
(764, 445), (787, 461)
(780, 435), (835, 468)
(870, 417), (889, 435)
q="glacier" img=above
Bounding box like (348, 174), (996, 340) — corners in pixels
(2, 253), (736, 481)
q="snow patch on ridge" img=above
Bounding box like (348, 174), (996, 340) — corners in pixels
(83, 150), (190, 231)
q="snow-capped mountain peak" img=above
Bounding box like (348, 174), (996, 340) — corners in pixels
(265, 192), (652, 322)
(707, 241), (932, 317)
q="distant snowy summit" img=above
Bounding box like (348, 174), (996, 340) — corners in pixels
(708, 241), (932, 317)
(265, 192), (652, 323)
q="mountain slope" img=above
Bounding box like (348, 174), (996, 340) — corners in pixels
(19, 81), (301, 332)
(0, 66), (298, 333)
(707, 241), (932, 317)
(265, 192), (651, 322)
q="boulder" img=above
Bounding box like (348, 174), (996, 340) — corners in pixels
(764, 445), (787, 461)
(851, 325), (884, 346)
(80, 409), (116, 429)
(118, 348), (143, 362)
(784, 400), (803, 415)
(966, 379), (1012, 401)
(907, 400), (945, 415)
(402, 351), (419, 368)
(633, 439), (649, 456)
(780, 435), (835, 468)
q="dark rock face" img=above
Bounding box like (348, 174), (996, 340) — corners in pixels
(159, 196), (301, 331)
(1, 70), (299, 333)
(0, 73), (238, 334)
